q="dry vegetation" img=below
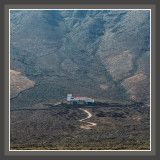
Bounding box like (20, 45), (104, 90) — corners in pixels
(10, 103), (150, 150)
(10, 10), (150, 151)
(10, 70), (35, 99)
(122, 74), (148, 101)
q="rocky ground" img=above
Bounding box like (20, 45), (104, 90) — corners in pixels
(10, 103), (150, 150)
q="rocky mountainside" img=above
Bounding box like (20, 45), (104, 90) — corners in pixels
(10, 10), (150, 109)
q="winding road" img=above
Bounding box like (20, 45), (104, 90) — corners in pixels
(79, 108), (97, 129)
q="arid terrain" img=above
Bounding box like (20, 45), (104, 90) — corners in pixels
(10, 70), (35, 99)
(10, 103), (150, 150)
(10, 10), (150, 150)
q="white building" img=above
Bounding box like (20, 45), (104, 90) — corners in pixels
(67, 94), (94, 103)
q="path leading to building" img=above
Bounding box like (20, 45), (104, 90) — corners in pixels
(79, 108), (97, 129)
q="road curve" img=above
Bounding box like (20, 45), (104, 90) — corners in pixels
(79, 108), (97, 129)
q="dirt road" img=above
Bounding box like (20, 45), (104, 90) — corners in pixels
(79, 108), (97, 129)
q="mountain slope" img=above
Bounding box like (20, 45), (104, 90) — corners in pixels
(10, 10), (150, 109)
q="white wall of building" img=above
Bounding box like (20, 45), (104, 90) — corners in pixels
(67, 94), (94, 103)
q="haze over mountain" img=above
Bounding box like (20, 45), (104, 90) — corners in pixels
(10, 10), (150, 109)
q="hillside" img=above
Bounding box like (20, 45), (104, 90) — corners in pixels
(10, 70), (35, 99)
(10, 10), (150, 150)
(10, 10), (150, 109)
